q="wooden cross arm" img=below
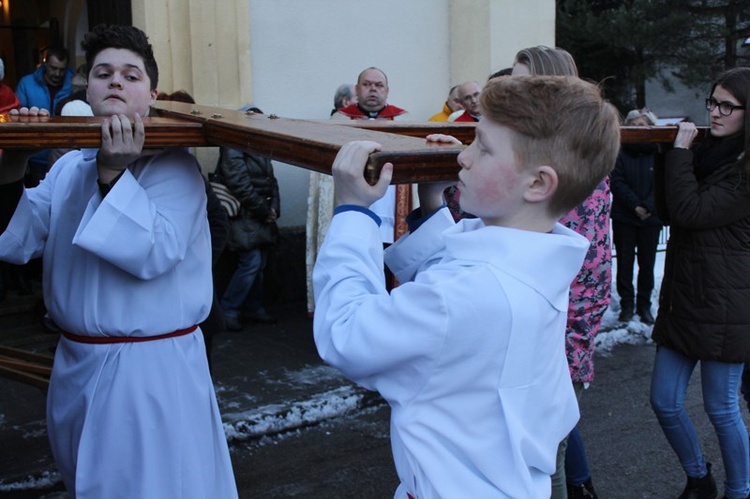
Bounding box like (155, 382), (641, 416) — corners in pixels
(151, 101), (462, 184)
(0, 103), (708, 184)
(0, 104), (463, 184)
(342, 121), (709, 145)
(0, 112), (208, 149)
(0, 346), (54, 392)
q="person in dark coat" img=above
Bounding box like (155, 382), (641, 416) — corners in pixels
(201, 178), (229, 372)
(215, 120), (280, 331)
(610, 109), (663, 324)
(650, 67), (750, 499)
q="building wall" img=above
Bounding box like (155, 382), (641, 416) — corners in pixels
(246, 0), (554, 227)
(110, 0), (554, 227)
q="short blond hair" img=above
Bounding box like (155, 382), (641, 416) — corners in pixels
(481, 76), (620, 216)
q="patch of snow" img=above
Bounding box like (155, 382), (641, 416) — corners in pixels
(0, 470), (62, 492)
(223, 385), (376, 443)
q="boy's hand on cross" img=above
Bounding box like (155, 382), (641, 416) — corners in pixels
(97, 113), (146, 184)
(332, 141), (393, 208)
(419, 134), (460, 214)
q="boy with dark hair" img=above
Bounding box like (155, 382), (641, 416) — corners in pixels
(0, 25), (238, 497)
(313, 75), (620, 497)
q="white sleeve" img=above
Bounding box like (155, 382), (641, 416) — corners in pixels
(384, 206), (454, 283)
(312, 210), (447, 398)
(73, 150), (208, 279)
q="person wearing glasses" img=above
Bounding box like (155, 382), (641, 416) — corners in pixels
(650, 67), (750, 499)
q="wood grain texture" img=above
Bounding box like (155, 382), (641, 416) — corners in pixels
(151, 101), (463, 184)
(0, 113), (207, 149)
(0, 104), (708, 184)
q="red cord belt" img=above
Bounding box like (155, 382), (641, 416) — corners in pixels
(61, 325), (198, 344)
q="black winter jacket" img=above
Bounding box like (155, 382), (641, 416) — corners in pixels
(216, 147), (280, 252)
(652, 147), (750, 361)
(610, 144), (663, 228)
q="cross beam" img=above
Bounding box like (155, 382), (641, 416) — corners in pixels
(0, 103), (707, 184)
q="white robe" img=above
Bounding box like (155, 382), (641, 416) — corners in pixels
(0, 148), (238, 498)
(313, 207), (587, 498)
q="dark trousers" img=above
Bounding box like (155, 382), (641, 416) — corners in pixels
(612, 221), (661, 313)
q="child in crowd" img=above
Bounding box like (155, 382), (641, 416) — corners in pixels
(0, 25), (237, 497)
(312, 75), (620, 497)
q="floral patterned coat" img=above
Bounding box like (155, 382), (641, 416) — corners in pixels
(560, 178), (612, 383)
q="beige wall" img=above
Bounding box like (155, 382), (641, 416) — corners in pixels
(66, 0), (555, 226)
(131, 0), (253, 172)
(449, 0), (555, 83)
(132, 0), (252, 107)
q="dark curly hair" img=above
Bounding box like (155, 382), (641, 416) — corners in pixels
(81, 24), (158, 90)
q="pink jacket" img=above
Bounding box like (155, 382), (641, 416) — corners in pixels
(560, 178), (612, 383)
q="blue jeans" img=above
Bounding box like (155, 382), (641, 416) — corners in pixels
(220, 249), (265, 320)
(565, 425), (591, 486)
(650, 345), (750, 498)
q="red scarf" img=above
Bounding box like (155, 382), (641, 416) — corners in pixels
(337, 103), (406, 120)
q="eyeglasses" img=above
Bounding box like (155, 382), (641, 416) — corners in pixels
(706, 98), (745, 116)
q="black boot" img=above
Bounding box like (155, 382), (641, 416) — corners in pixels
(678, 463), (717, 499)
(567, 477), (599, 498)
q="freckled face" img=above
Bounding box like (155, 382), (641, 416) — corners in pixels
(456, 119), (530, 226)
(86, 48), (157, 117)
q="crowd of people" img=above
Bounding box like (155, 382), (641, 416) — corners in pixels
(1, 22), (750, 499)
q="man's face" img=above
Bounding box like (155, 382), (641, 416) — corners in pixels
(44, 55), (68, 87)
(448, 87), (464, 112)
(86, 48), (157, 117)
(356, 69), (388, 112)
(459, 82), (482, 116)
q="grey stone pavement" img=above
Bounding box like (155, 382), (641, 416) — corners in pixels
(1, 289), (749, 498)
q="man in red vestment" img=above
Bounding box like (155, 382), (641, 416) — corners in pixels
(0, 58), (20, 114)
(330, 67), (411, 277)
(454, 80), (482, 122)
(332, 67), (409, 121)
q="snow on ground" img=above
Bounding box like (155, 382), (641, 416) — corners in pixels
(0, 471), (62, 493)
(222, 385), (380, 443)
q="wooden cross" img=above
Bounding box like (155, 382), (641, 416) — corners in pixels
(0, 101), (707, 184)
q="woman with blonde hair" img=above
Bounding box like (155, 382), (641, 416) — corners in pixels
(512, 45), (578, 77)
(512, 45), (608, 499)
